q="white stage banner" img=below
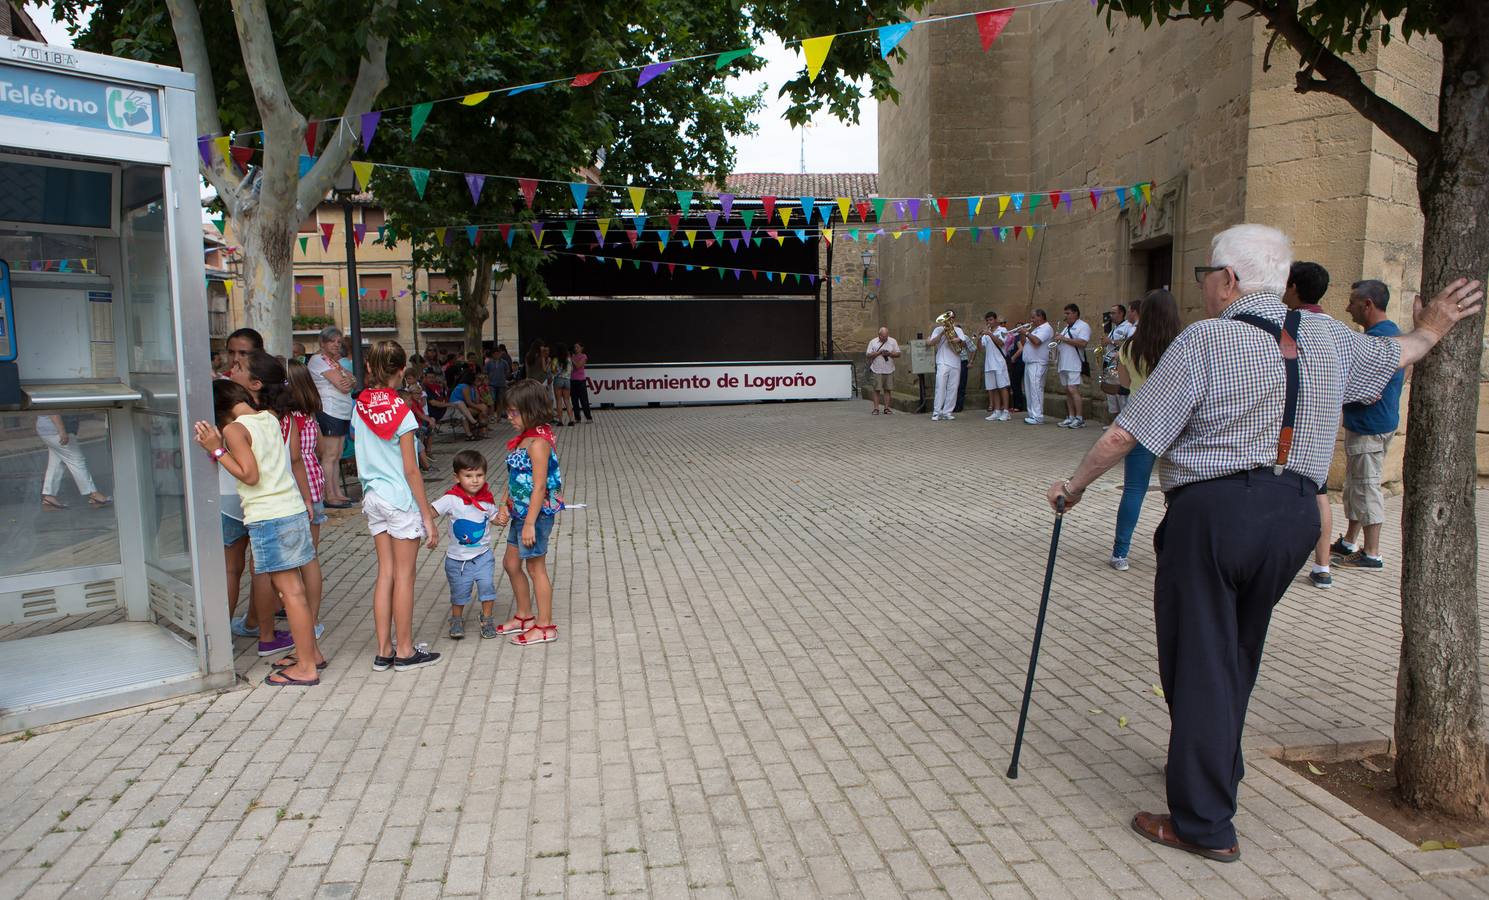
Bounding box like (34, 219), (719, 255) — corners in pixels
(585, 362), (853, 407)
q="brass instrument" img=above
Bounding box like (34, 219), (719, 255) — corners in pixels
(934, 311), (967, 354)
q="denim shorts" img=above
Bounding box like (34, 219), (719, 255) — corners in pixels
(316, 412), (350, 438)
(246, 512), (316, 573)
(222, 513), (248, 546)
(507, 514), (556, 559)
(445, 549), (498, 605)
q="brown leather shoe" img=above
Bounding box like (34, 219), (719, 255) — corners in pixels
(1131, 811), (1240, 863)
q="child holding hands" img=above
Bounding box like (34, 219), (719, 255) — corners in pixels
(496, 379), (564, 646)
(430, 449), (504, 640)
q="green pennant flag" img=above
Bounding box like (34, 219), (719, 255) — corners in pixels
(870, 197), (887, 221)
(740, 209), (756, 229)
(410, 102), (433, 141)
(712, 229), (725, 243)
(298, 236), (309, 254)
(676, 190), (694, 214)
(409, 168), (430, 198)
(211, 216), (225, 233)
(752, 237), (762, 247)
(562, 220), (577, 247)
(630, 259), (641, 269)
(1029, 192), (1041, 211)
(715, 48), (755, 70)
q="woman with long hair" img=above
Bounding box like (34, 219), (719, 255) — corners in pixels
(1109, 288), (1182, 571)
(551, 343), (575, 426)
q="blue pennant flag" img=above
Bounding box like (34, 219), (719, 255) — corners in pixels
(878, 22), (914, 58)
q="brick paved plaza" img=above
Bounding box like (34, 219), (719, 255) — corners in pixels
(3, 399), (1488, 899)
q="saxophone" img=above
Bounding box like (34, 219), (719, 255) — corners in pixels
(935, 311), (967, 354)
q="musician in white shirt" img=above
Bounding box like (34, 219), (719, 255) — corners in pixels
(926, 312), (969, 421)
(1104, 302), (1139, 415)
(1050, 304), (1092, 428)
(1015, 310), (1054, 424)
(978, 312), (1011, 421)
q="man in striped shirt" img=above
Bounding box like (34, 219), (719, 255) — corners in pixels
(1045, 224), (1482, 864)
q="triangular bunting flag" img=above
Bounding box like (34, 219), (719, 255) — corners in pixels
(304, 121), (319, 155)
(360, 111), (380, 151)
(684, 230), (697, 247)
(213, 137), (230, 169)
(628, 186), (646, 211)
(498, 223), (513, 246)
(465, 173), (485, 206)
(1090, 189), (1102, 210)
(571, 71), (602, 87)
(351, 160), (374, 191)
(354, 223), (367, 246)
(1012, 192), (1025, 211)
(740, 209), (756, 229)
(666, 213), (681, 232)
(801, 35), (834, 83)
(799, 197), (816, 222)
(1014, 225), (1023, 239)
(409, 168), (430, 199)
(976, 8), (1015, 52)
(519, 178), (538, 208)
(916, 228), (931, 242)
(821, 227), (833, 244)
(434, 227), (447, 245)
(298, 155), (316, 178)
(861, 200), (876, 221)
(562, 221), (577, 247)
(211, 216), (225, 233)
(971, 226), (981, 242)
(410, 102), (433, 140)
(761, 196), (777, 221)
(570, 182), (589, 211)
(792, 228), (806, 243)
(836, 197), (851, 223)
(320, 222), (335, 250)
(1140, 182), (1152, 204)
(718, 193), (735, 218)
(945, 227), (957, 242)
(1059, 191), (1071, 210)
(878, 22), (914, 58)
(676, 190), (694, 214)
(638, 61), (674, 87)
(936, 196), (949, 218)
(508, 83), (544, 96)
(625, 229), (639, 247)
(1115, 186), (1128, 208)
(705, 211), (720, 230)
(461, 91), (491, 106)
(779, 206), (792, 228)
(596, 218), (611, 244)
(967, 196), (983, 218)
(230, 145), (254, 171)
(197, 136), (212, 168)
(630, 214), (647, 233)
(715, 48), (754, 70)
(465, 225), (478, 245)
(908, 198), (922, 221)
(1029, 192), (1041, 211)
(299, 236), (309, 254)
(530, 222), (544, 245)
(998, 195), (1011, 218)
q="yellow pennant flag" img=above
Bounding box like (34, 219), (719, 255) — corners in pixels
(801, 35), (834, 83)
(351, 160), (375, 191)
(657, 241), (666, 253)
(212, 136), (230, 166)
(685, 230), (697, 247)
(1140, 182), (1152, 204)
(597, 218), (611, 241)
(1026, 226), (1037, 240)
(997, 195), (1010, 218)
(973, 197), (984, 215)
(701, 265), (711, 271)
(821, 227), (833, 244)
(945, 227), (957, 242)
(628, 186), (646, 211)
(461, 91), (491, 105)
(615, 257), (623, 269)
(435, 227), (447, 245)
(223, 279), (234, 296)
(779, 206), (792, 228)
(339, 287), (347, 297)
(893, 230), (904, 240)
(836, 197), (850, 222)
(774, 232), (786, 246)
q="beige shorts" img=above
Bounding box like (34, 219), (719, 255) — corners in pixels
(873, 371), (893, 392)
(1342, 430), (1394, 526)
(363, 489), (425, 541)
(1058, 370), (1082, 387)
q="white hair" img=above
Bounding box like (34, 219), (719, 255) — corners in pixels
(1210, 224), (1292, 295)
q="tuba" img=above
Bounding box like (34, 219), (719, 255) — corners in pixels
(935, 311), (967, 354)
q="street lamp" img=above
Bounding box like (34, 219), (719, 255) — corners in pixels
(332, 165), (364, 384)
(861, 247), (874, 286)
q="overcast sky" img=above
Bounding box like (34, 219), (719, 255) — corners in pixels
(23, 5), (877, 175)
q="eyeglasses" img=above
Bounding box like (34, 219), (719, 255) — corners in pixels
(1194, 265), (1230, 284)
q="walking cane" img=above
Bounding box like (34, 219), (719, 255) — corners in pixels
(1006, 495), (1065, 779)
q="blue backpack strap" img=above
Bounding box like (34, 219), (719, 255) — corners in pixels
(1233, 310), (1302, 474)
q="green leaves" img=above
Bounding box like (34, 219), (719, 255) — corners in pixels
(1093, 0), (1441, 54)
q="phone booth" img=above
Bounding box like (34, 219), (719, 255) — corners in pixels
(0, 39), (233, 732)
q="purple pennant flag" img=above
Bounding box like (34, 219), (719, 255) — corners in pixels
(360, 111), (381, 151)
(197, 136), (213, 167)
(637, 61), (674, 87)
(1059, 190), (1071, 210)
(650, 261), (660, 273)
(809, 274), (818, 285)
(907, 198), (922, 221)
(719, 193), (734, 218)
(29, 260), (42, 271)
(465, 173), (485, 206)
(733, 268), (741, 279)
(705, 211), (720, 230)
(728, 238), (740, 252)
(354, 223), (367, 245)
(741, 229), (753, 244)
(894, 200), (908, 220)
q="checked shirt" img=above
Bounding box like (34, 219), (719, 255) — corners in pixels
(1114, 291), (1402, 492)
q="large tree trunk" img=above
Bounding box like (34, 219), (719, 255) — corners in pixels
(1395, 10), (1489, 820)
(234, 207), (297, 355)
(459, 256), (495, 357)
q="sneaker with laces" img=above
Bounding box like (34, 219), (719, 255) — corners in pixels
(480, 615), (498, 639)
(985, 413), (999, 421)
(1329, 538), (1358, 559)
(394, 645), (442, 671)
(1336, 552), (1384, 569)
(1024, 416), (1041, 425)
(944, 414), (956, 420)
(448, 615), (465, 639)
(1109, 555), (1130, 571)
(1309, 570), (1333, 589)
(1070, 417), (1086, 428)
(1058, 417), (1074, 428)
(371, 654), (394, 672)
(999, 411), (1012, 421)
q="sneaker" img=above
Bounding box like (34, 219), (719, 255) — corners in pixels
(394, 645), (441, 671)
(999, 411), (1012, 421)
(930, 414), (942, 421)
(314, 622), (325, 640)
(449, 616), (465, 639)
(985, 413), (999, 421)
(1109, 555), (1130, 572)
(944, 414), (956, 421)
(371, 654), (394, 672)
(1058, 417), (1075, 428)
(1024, 416), (1041, 425)
(1329, 538), (1358, 559)
(230, 616), (259, 638)
(1336, 552), (1384, 569)
(480, 615), (498, 640)
(1070, 417), (1086, 428)
(256, 631), (294, 657)
(1309, 570), (1333, 589)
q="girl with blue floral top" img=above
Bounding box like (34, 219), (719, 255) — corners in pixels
(495, 379), (564, 646)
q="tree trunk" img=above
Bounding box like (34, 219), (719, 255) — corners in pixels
(233, 204), (297, 356)
(459, 256), (495, 357)
(1396, 12), (1489, 820)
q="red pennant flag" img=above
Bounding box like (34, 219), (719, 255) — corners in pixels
(705, 239), (715, 248)
(761, 196), (777, 221)
(625, 229), (639, 247)
(497, 223), (513, 245)
(1047, 191), (1059, 211)
(304, 121), (319, 155)
(976, 9), (1015, 52)
(666, 213), (681, 232)
(230, 146), (255, 172)
(855, 201), (872, 222)
(571, 71), (603, 87)
(380, 289), (388, 299)
(518, 178), (538, 208)
(319, 222), (335, 250)
(1090, 189), (1101, 210)
(667, 263), (676, 275)
(1013, 225), (1023, 240)
(936, 196), (949, 218)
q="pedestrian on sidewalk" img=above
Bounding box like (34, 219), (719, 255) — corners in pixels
(431, 449), (504, 640)
(497, 379), (565, 646)
(1051, 304), (1092, 428)
(1331, 280), (1406, 571)
(285, 359), (330, 641)
(570, 342), (594, 422)
(197, 351), (325, 686)
(1108, 289), (1180, 571)
(354, 340), (442, 673)
(1283, 260), (1338, 588)
(1046, 223), (1481, 864)
(865, 327), (901, 415)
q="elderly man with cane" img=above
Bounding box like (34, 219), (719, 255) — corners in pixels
(1044, 224), (1481, 863)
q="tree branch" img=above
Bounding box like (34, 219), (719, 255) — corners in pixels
(163, 0), (241, 211)
(230, 0), (305, 219)
(1241, 0), (1438, 166)
(296, 0), (399, 213)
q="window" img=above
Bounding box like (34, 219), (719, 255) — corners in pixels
(297, 212), (319, 234)
(294, 276), (326, 318)
(360, 273), (393, 301)
(362, 207), (386, 232)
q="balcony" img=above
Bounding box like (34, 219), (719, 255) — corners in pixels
(355, 296), (397, 331)
(293, 299), (332, 334)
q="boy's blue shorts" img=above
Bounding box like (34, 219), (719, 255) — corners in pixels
(445, 549), (498, 605)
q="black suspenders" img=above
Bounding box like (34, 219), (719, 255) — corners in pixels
(1233, 310), (1302, 475)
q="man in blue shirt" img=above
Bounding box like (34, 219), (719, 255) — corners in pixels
(1331, 279), (1405, 569)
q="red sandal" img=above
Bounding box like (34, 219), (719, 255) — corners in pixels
(511, 624), (558, 646)
(495, 615), (534, 636)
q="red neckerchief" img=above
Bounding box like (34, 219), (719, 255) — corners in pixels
(444, 483), (496, 507)
(356, 387), (409, 440)
(506, 424), (556, 452)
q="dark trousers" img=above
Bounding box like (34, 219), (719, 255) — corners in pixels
(571, 378), (593, 420)
(1152, 469), (1319, 848)
(954, 360), (969, 412)
(1008, 356), (1026, 410)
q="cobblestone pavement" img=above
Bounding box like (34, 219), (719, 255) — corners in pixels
(3, 399), (1489, 899)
